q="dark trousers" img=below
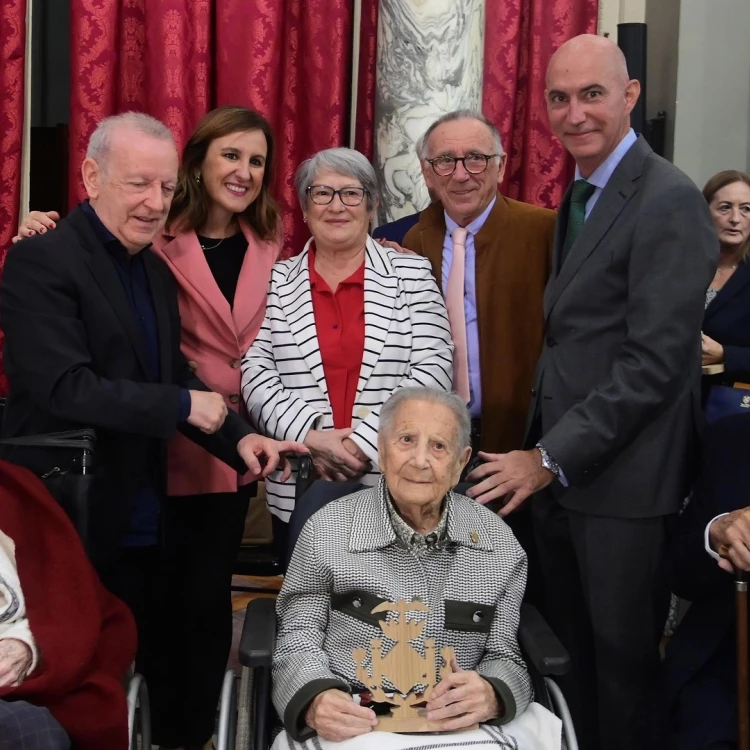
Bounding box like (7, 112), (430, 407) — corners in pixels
(673, 629), (737, 750)
(0, 700), (70, 750)
(99, 486), (252, 748)
(531, 492), (673, 750)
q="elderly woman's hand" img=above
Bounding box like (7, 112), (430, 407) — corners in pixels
(0, 638), (33, 687)
(304, 429), (370, 481)
(306, 688), (378, 741)
(425, 662), (500, 731)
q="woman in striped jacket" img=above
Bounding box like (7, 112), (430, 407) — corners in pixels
(241, 148), (453, 550)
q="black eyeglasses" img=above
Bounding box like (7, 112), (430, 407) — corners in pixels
(307, 185), (369, 206)
(426, 153), (500, 176)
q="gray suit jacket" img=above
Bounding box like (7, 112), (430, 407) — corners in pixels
(273, 478), (531, 740)
(527, 136), (718, 518)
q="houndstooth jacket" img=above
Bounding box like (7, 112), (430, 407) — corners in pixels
(273, 477), (532, 740)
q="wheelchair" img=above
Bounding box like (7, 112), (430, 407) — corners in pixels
(216, 456), (579, 750)
(0, 397), (152, 750)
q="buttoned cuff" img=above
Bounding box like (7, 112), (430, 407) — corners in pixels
(284, 678), (351, 741)
(704, 513), (730, 561)
(481, 675), (516, 725)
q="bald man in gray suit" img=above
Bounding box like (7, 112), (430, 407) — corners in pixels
(465, 35), (718, 750)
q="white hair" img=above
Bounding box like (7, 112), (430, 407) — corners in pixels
(418, 109), (504, 160)
(295, 147), (379, 212)
(86, 112), (175, 169)
(378, 387), (471, 451)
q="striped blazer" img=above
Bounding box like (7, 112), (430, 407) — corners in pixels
(241, 236), (453, 521)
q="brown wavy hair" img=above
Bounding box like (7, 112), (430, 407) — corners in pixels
(703, 169), (750, 260)
(168, 106), (279, 240)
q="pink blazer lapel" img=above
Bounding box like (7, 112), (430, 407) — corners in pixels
(232, 220), (281, 350)
(156, 230), (235, 335)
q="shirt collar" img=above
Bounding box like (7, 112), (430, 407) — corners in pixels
(348, 476), (495, 553)
(574, 128), (638, 190)
(81, 199), (149, 262)
(384, 483), (450, 555)
(308, 242), (365, 290)
(444, 195), (497, 237)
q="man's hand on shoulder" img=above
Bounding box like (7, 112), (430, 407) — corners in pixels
(374, 238), (415, 254)
(466, 449), (555, 515)
(709, 508), (750, 573)
(187, 391), (228, 434)
(237, 434), (309, 481)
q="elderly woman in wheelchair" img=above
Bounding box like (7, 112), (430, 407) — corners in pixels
(0, 459), (137, 750)
(266, 387), (563, 749)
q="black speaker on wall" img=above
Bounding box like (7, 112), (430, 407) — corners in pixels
(617, 22), (647, 139)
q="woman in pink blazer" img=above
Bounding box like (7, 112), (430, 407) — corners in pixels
(15, 106), (282, 750)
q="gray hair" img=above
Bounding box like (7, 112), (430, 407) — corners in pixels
(378, 387), (471, 451)
(86, 112), (175, 170)
(418, 109), (504, 160)
(295, 147), (379, 211)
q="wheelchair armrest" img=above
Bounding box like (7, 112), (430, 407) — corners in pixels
(239, 596), (276, 669)
(295, 454), (316, 502)
(0, 428), (97, 451)
(518, 603), (570, 676)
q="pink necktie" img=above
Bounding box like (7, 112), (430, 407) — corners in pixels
(445, 227), (470, 402)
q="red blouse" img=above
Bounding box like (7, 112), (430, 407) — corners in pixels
(309, 250), (366, 429)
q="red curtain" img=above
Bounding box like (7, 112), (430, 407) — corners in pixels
(215, 0), (353, 255)
(1, 0), (26, 253)
(69, 0), (354, 257)
(483, 0), (599, 210)
(353, 0), (379, 162)
(0, 0), (26, 395)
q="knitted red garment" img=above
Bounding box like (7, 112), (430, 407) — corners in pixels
(0, 460), (136, 750)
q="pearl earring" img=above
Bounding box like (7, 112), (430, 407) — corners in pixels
(195, 174), (202, 185)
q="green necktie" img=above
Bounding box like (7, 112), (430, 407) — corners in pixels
(561, 179), (596, 265)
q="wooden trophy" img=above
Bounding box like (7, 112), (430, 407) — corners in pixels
(352, 598), (478, 733)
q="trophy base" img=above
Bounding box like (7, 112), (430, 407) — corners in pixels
(375, 709), (478, 734)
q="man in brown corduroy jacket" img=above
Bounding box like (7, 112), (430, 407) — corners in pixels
(402, 110), (556, 461)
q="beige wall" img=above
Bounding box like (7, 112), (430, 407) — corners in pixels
(601, 0), (750, 185)
(645, 0), (680, 161)
(672, 0), (750, 186)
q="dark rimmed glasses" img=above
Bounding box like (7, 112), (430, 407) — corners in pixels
(426, 153), (500, 176)
(307, 185), (369, 206)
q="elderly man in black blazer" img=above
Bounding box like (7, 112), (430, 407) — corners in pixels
(465, 35), (718, 750)
(657, 413), (750, 749)
(0, 112), (306, 749)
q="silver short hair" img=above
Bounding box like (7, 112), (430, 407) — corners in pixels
(378, 387), (471, 452)
(418, 109), (504, 160)
(86, 112), (175, 170)
(295, 147), (379, 211)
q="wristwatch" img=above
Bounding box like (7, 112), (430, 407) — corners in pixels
(536, 442), (561, 478)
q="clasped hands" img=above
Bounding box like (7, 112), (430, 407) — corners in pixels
(710, 508), (750, 573)
(304, 429), (371, 481)
(306, 663), (499, 742)
(465, 448), (555, 515)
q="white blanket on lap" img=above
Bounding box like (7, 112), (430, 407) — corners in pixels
(271, 702), (561, 750)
